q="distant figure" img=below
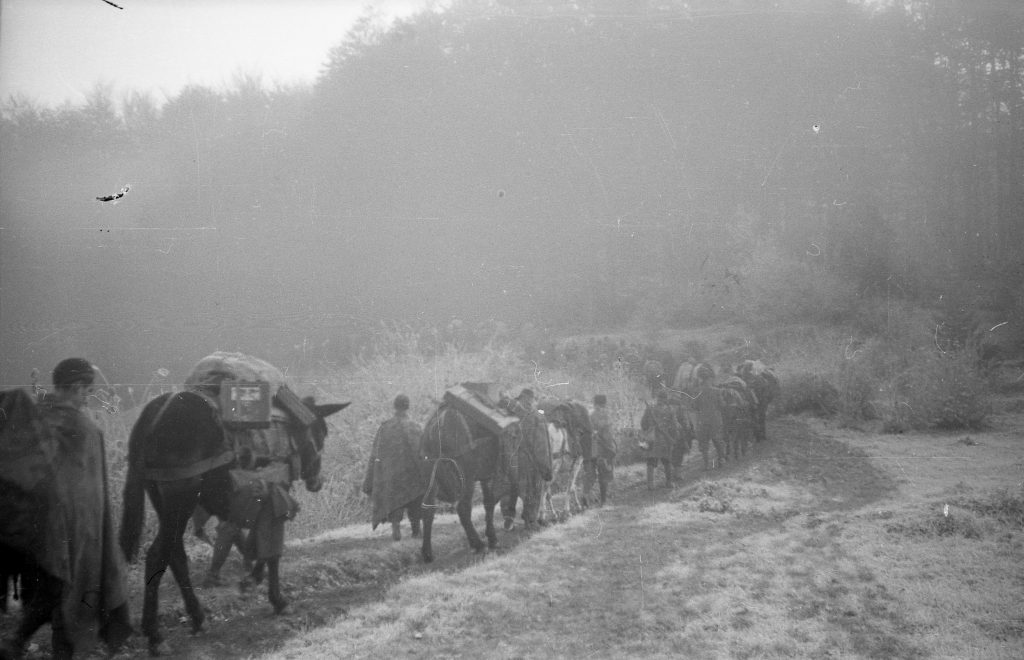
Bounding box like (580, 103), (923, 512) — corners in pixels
(694, 363), (727, 470)
(363, 394), (426, 541)
(640, 389), (682, 489)
(500, 388), (553, 531)
(1, 358), (132, 659)
(738, 360), (780, 443)
(642, 359), (666, 396)
(587, 394), (617, 506)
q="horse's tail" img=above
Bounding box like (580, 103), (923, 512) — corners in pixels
(120, 396), (158, 562)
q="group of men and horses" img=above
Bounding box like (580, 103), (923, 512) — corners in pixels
(410, 384), (613, 563)
(1, 353), (348, 658)
(645, 357), (780, 473)
(1, 350), (776, 658)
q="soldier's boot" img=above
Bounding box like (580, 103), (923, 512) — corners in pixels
(391, 521), (402, 541)
(646, 464), (656, 491)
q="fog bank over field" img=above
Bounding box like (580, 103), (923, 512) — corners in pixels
(2, 0), (1022, 388)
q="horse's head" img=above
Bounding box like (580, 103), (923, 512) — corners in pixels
(295, 396), (349, 492)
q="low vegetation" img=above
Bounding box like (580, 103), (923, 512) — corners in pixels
(10, 301), (1019, 658)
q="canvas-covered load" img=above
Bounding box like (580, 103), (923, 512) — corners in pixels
(184, 352), (310, 463)
(185, 351), (313, 426)
(443, 381), (519, 437)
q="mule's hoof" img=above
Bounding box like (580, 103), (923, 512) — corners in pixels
(238, 577), (254, 593)
(422, 552), (434, 563)
(271, 599), (289, 615)
(502, 517), (514, 531)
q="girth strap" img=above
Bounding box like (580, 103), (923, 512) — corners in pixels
(144, 449), (235, 482)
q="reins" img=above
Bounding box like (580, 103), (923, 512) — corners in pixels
(422, 407), (467, 510)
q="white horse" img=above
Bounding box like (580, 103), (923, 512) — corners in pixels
(540, 422), (583, 523)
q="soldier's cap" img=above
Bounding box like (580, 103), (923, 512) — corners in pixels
(393, 394), (410, 411)
(593, 394), (607, 406)
(53, 358), (95, 388)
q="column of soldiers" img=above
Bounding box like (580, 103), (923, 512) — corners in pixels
(361, 389), (620, 539)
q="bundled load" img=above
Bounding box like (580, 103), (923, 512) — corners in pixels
(185, 352), (313, 462)
(442, 381), (519, 437)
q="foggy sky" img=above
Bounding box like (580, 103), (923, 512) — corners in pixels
(0, 0), (429, 107)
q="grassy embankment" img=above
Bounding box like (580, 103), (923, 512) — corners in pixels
(254, 324), (1021, 659)
(76, 321), (1021, 659)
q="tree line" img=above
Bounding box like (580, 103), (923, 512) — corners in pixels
(1, 0), (1021, 386)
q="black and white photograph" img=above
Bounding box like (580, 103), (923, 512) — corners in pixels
(1, 1), (1022, 657)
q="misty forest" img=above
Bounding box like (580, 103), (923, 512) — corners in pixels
(4, 1), (1024, 658)
(2, 0), (1023, 390)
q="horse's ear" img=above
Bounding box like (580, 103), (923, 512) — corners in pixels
(315, 402), (350, 418)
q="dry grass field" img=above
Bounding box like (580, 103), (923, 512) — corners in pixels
(242, 412), (1022, 660)
(19, 408), (1010, 659)
(3, 329), (1021, 659)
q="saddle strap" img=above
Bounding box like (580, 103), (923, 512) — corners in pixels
(144, 449), (235, 482)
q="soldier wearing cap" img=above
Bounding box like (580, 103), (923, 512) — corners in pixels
(640, 389), (682, 489)
(2, 358), (132, 659)
(363, 394), (427, 541)
(586, 394), (617, 506)
(500, 388), (553, 530)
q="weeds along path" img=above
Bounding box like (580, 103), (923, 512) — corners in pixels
(0, 418), (949, 659)
(181, 417), (908, 659)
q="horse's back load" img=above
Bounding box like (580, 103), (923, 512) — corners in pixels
(219, 380), (272, 429)
(442, 382), (518, 437)
(184, 352), (318, 461)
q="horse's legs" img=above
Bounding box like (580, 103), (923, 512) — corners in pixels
(142, 482), (204, 653)
(420, 506), (435, 563)
(140, 529), (168, 652)
(266, 556), (287, 614)
(568, 460), (583, 513)
(456, 487), (486, 553)
(163, 497), (205, 634)
(166, 526), (205, 634)
(480, 481), (499, 549)
(3, 564), (61, 656)
(539, 481), (552, 524)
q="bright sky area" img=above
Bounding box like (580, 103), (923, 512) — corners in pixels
(0, 0), (432, 108)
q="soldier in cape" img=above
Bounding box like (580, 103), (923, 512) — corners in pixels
(363, 394), (427, 541)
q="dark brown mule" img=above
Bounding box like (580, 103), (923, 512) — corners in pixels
(419, 404), (512, 563)
(118, 390), (347, 655)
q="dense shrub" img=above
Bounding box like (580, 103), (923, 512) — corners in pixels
(775, 371), (839, 416)
(836, 359), (878, 422)
(888, 349), (990, 431)
(737, 244), (857, 326)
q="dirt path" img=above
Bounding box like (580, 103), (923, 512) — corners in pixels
(3, 417), (905, 658)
